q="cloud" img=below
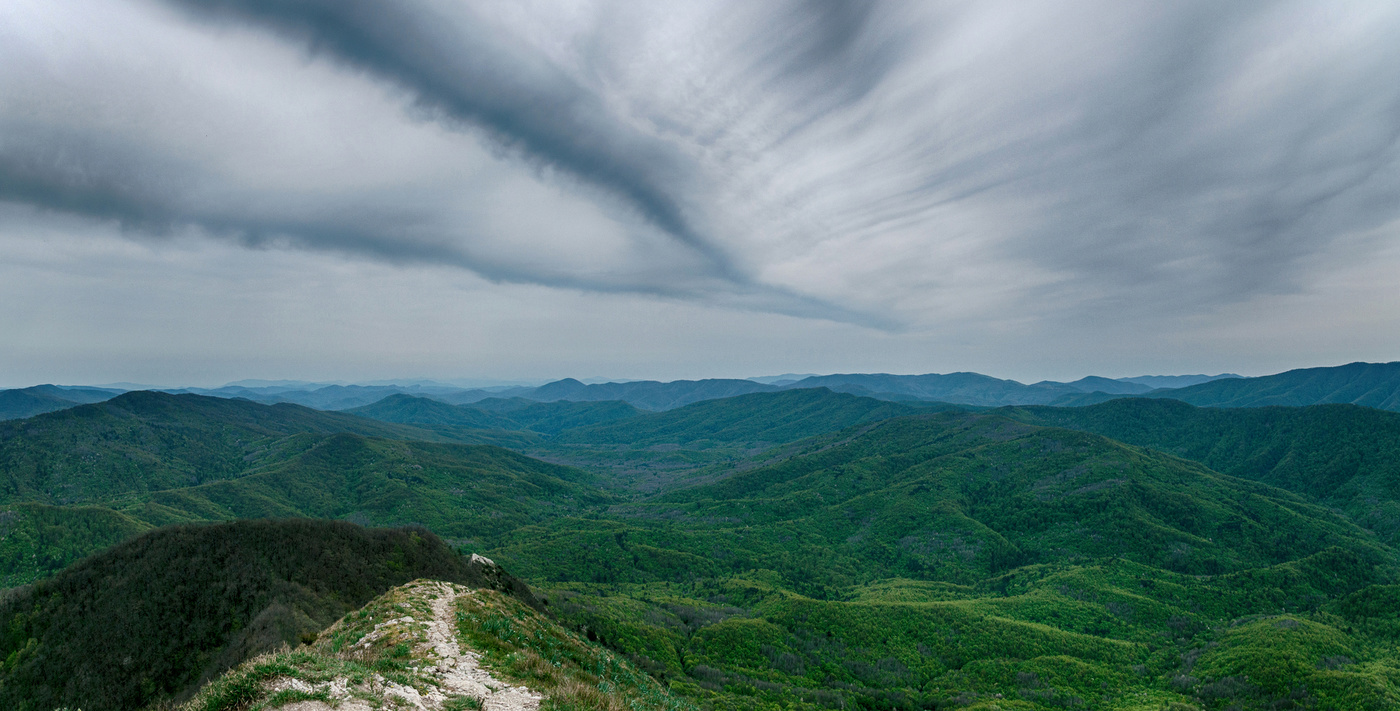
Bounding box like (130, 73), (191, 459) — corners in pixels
(161, 0), (738, 278)
(2, 0), (1400, 342)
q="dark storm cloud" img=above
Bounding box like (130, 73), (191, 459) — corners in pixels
(1018, 2), (1400, 311)
(3, 0), (1400, 335)
(160, 0), (741, 282)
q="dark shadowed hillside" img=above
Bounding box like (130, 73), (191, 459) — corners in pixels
(0, 519), (533, 711)
(0, 384), (121, 420)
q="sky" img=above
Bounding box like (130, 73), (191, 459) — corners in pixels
(2, 0), (1399, 388)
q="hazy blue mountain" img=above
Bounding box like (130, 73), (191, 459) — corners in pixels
(524, 377), (778, 410)
(1138, 361), (1400, 410)
(346, 393), (641, 435)
(220, 379), (341, 390)
(785, 372), (1081, 406)
(171, 383), (477, 410)
(1117, 373), (1243, 388)
(1058, 375), (1152, 394)
(0, 385), (123, 420)
(345, 393), (520, 430)
(747, 373), (822, 385)
(436, 387), (536, 405)
(29, 363), (1395, 417)
(465, 397), (643, 434)
(552, 388), (925, 446)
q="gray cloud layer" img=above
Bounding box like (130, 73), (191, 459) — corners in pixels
(3, 0), (1399, 335)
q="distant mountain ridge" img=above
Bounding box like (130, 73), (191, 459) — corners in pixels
(1139, 361), (1400, 410)
(3, 362), (1396, 419)
(0, 384), (123, 420)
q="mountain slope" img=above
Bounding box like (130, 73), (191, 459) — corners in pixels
(127, 433), (616, 538)
(491, 412), (1400, 710)
(0, 384), (122, 420)
(183, 579), (689, 711)
(0, 391), (466, 505)
(347, 393), (642, 435)
(525, 377), (778, 410)
(786, 372), (1081, 406)
(1004, 398), (1400, 542)
(1059, 375), (1152, 395)
(1117, 373), (1242, 388)
(499, 413), (1392, 589)
(1142, 361), (1400, 410)
(465, 396), (644, 434)
(552, 387), (925, 446)
(0, 519), (532, 711)
(345, 393), (521, 430)
(0, 502), (152, 587)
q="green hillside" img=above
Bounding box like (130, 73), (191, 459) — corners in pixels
(5, 400), (1400, 708)
(345, 392), (521, 429)
(497, 413), (1392, 589)
(0, 502), (151, 587)
(123, 433), (616, 539)
(1005, 399), (1400, 542)
(0, 384), (122, 421)
(469, 396), (645, 433)
(183, 580), (690, 711)
(0, 432), (615, 584)
(0, 519), (532, 711)
(1144, 361), (1400, 410)
(0, 391), (473, 505)
(552, 387), (925, 447)
(486, 413), (1400, 709)
(347, 392), (642, 435)
(522, 377), (779, 410)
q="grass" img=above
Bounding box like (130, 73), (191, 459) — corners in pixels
(176, 582), (693, 711)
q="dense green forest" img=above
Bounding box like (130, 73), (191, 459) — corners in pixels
(0, 519), (538, 711)
(4, 389), (1400, 709)
(1005, 399), (1400, 543)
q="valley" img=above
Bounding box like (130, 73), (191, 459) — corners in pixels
(3, 373), (1400, 709)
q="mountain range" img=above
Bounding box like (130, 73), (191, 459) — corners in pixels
(10, 362), (1400, 419)
(5, 367), (1400, 709)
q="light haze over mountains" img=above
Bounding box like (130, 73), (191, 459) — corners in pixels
(3, 1), (1399, 386)
(10, 362), (1400, 422)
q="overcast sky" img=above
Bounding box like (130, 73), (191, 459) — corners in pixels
(3, 0), (1399, 387)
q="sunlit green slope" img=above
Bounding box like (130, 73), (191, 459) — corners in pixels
(1005, 398), (1400, 542)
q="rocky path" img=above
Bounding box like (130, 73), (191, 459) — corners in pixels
(421, 582), (542, 711)
(278, 581), (541, 711)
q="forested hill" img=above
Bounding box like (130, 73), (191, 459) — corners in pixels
(5, 402), (1400, 708)
(511, 411), (1392, 586)
(1004, 398), (1400, 541)
(551, 387), (930, 446)
(346, 392), (642, 434)
(0, 384), (121, 420)
(0, 391), (476, 505)
(511, 377), (780, 410)
(486, 410), (1400, 709)
(0, 519), (535, 711)
(1141, 360), (1400, 410)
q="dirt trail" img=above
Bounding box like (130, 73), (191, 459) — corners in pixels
(277, 581), (541, 711)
